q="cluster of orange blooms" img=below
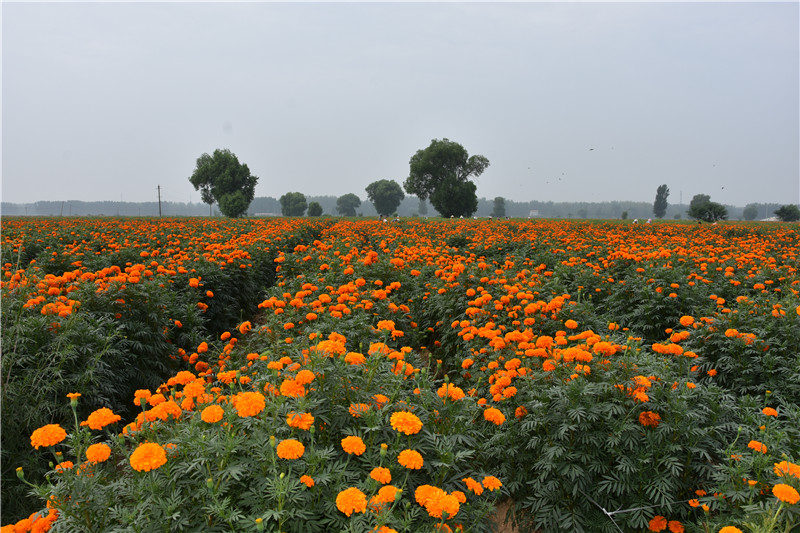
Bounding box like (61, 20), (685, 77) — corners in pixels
(4, 217), (799, 532)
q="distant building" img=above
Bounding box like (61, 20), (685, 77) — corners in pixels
(528, 210), (540, 218)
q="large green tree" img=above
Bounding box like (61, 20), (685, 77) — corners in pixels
(307, 201), (323, 217)
(279, 192), (307, 217)
(189, 148), (258, 218)
(492, 196), (506, 218)
(743, 204), (759, 221)
(366, 180), (405, 216)
(336, 193), (362, 217)
(687, 194), (728, 222)
(404, 138), (489, 218)
(774, 204), (800, 222)
(653, 184), (669, 219)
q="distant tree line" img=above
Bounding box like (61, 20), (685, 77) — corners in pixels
(5, 198), (791, 221)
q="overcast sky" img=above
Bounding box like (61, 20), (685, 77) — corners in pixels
(2, 1), (798, 207)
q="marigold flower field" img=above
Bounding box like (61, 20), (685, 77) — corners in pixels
(1, 216), (799, 532)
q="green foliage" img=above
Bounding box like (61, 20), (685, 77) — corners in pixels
(365, 180), (405, 217)
(653, 184), (669, 219)
(774, 204), (800, 222)
(336, 194), (361, 217)
(188, 149), (258, 218)
(404, 138), (489, 218)
(307, 202), (323, 217)
(280, 192), (308, 217)
(743, 204), (760, 221)
(491, 197), (506, 218)
(687, 194), (728, 222)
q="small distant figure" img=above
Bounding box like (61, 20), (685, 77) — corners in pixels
(633, 218), (639, 224)
(646, 218), (652, 224)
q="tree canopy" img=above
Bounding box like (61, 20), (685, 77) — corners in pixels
(366, 180), (404, 216)
(307, 201), (323, 217)
(188, 148), (258, 218)
(336, 194), (362, 217)
(279, 192), (307, 217)
(653, 184), (669, 219)
(492, 197), (506, 218)
(687, 194), (728, 222)
(774, 204), (800, 222)
(743, 204), (759, 221)
(404, 138), (489, 218)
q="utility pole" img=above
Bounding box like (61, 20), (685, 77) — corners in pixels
(157, 185), (162, 217)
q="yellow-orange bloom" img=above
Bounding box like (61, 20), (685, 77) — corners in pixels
(341, 435), (366, 456)
(772, 483), (800, 504)
(762, 407), (778, 417)
(774, 461), (800, 478)
(276, 439), (305, 460)
(300, 474), (315, 487)
(463, 477), (484, 495)
(201, 404), (224, 423)
(344, 352), (366, 365)
(747, 440), (767, 454)
(287, 412), (314, 430)
(648, 515), (667, 532)
(398, 449), (423, 469)
(83, 407), (122, 430)
(483, 407), (506, 426)
(30, 424), (67, 449)
(85, 443), (112, 463)
(390, 411), (423, 435)
(370, 466), (392, 484)
(482, 475), (502, 491)
(336, 487), (367, 516)
(638, 411), (662, 428)
(719, 528), (743, 533)
(232, 391), (265, 418)
(129, 442), (167, 472)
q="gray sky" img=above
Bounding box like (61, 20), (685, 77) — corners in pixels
(2, 1), (798, 207)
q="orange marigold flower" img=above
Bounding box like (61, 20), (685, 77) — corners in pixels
(30, 424), (67, 449)
(336, 487), (367, 516)
(232, 391), (265, 418)
(483, 407), (506, 425)
(639, 411), (662, 428)
(398, 449), (424, 469)
(276, 439), (305, 460)
(341, 435), (366, 456)
(773, 483), (800, 504)
(344, 352), (366, 365)
(287, 412), (314, 430)
(774, 461), (800, 478)
(300, 474), (315, 487)
(564, 319), (578, 329)
(295, 369), (316, 384)
(85, 443), (111, 463)
(679, 316), (695, 327)
(648, 515), (667, 532)
(201, 404), (224, 423)
(370, 466), (392, 484)
(515, 406), (528, 419)
(349, 403), (370, 417)
(415, 484), (441, 506)
(375, 485), (400, 504)
(279, 379), (306, 398)
(461, 358), (474, 369)
(55, 460), (74, 472)
(84, 407), (122, 430)
(425, 490), (460, 520)
(462, 477), (484, 495)
(747, 440), (767, 454)
(482, 475), (502, 491)
(129, 442), (167, 472)
(762, 407), (778, 417)
(437, 383), (466, 401)
(391, 411), (423, 435)
(719, 528), (743, 533)
(668, 521), (684, 533)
